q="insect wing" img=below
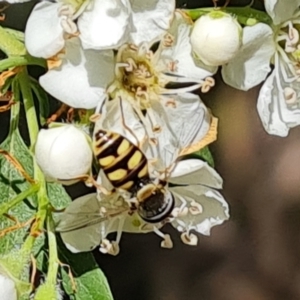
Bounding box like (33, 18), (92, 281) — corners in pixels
(54, 193), (125, 252)
(146, 93), (210, 171)
(55, 193), (106, 233)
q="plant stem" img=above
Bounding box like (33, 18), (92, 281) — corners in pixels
(0, 55), (46, 73)
(46, 215), (59, 285)
(18, 68), (49, 235)
(0, 183), (40, 216)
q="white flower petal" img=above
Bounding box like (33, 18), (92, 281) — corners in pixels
(257, 67), (300, 137)
(25, 2), (65, 58)
(40, 38), (114, 109)
(78, 0), (131, 49)
(129, 0), (175, 46)
(265, 0), (300, 25)
(158, 11), (216, 81)
(169, 159), (223, 189)
(55, 193), (111, 252)
(222, 23), (275, 91)
(0, 273), (17, 300)
(171, 185), (229, 235)
(35, 125), (93, 181)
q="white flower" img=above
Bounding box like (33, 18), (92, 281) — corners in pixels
(0, 273), (17, 300)
(39, 37), (115, 109)
(25, 0), (175, 58)
(222, 0), (300, 137)
(191, 11), (242, 66)
(35, 124), (93, 183)
(55, 95), (228, 254)
(40, 11), (216, 112)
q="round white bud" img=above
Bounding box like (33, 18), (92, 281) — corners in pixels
(35, 124), (93, 183)
(0, 273), (17, 300)
(191, 11), (242, 66)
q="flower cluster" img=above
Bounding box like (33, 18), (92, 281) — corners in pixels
(25, 3), (230, 254)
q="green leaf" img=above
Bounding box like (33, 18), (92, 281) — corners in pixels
(58, 237), (114, 300)
(187, 146), (215, 168)
(47, 182), (71, 210)
(0, 25), (26, 56)
(4, 28), (25, 43)
(0, 103), (37, 255)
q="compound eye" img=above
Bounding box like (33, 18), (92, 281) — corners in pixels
(138, 189), (174, 223)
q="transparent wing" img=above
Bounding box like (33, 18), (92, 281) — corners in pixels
(146, 93), (210, 172)
(54, 193), (127, 252)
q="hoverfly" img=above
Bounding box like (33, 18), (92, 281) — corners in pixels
(93, 127), (175, 223)
(55, 96), (215, 253)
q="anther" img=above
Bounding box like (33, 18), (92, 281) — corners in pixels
(189, 201), (203, 215)
(181, 232), (198, 246)
(284, 87), (297, 105)
(161, 234), (173, 249)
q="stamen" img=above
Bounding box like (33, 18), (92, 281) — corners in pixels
(162, 33), (174, 48)
(189, 201), (203, 215)
(277, 46), (298, 77)
(60, 18), (78, 35)
(125, 58), (137, 72)
(153, 227), (173, 249)
(284, 87), (297, 105)
(165, 98), (176, 108)
(201, 77), (215, 93)
(181, 232), (198, 246)
(58, 4), (75, 17)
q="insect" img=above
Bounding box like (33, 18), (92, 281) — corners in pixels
(92, 128), (175, 223)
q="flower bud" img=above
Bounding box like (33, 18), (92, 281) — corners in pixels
(35, 124), (93, 183)
(0, 273), (17, 300)
(191, 11), (242, 66)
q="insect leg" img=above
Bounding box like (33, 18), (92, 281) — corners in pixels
(153, 226), (173, 249)
(99, 216), (125, 256)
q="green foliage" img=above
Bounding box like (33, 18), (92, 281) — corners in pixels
(186, 146), (215, 168)
(0, 104), (36, 255)
(58, 237), (114, 300)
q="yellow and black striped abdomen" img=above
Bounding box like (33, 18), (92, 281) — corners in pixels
(93, 129), (149, 191)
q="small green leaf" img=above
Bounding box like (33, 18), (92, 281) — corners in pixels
(184, 146), (215, 168)
(58, 237), (114, 300)
(47, 182), (71, 210)
(4, 28), (25, 43)
(0, 25), (26, 56)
